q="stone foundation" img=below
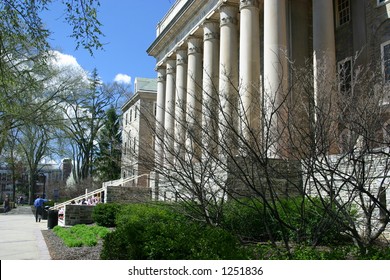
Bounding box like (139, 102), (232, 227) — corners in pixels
(64, 204), (95, 226)
(227, 157), (303, 199)
(105, 186), (151, 203)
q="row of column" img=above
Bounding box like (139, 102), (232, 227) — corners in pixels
(155, 0), (336, 168)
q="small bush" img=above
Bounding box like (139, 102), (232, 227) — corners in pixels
(100, 203), (244, 260)
(358, 246), (390, 260)
(44, 200), (55, 207)
(92, 203), (122, 227)
(221, 199), (272, 242)
(53, 224), (110, 247)
(221, 197), (353, 246)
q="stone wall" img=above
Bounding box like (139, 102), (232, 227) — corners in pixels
(304, 152), (390, 239)
(227, 158), (303, 200)
(59, 186), (151, 226)
(105, 185), (151, 203)
(64, 204), (95, 226)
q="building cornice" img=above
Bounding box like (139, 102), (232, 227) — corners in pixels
(121, 91), (157, 112)
(147, 0), (222, 65)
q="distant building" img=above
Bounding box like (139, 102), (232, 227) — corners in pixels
(121, 77), (157, 188)
(61, 158), (72, 182)
(0, 165), (17, 201)
(0, 159), (72, 202)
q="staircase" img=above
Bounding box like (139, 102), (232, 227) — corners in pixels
(50, 188), (105, 211)
(51, 174), (150, 226)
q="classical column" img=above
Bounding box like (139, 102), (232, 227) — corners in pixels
(313, 0), (336, 71)
(239, 0), (261, 142)
(313, 0), (338, 153)
(202, 19), (220, 157)
(164, 59), (176, 166)
(155, 66), (166, 167)
(175, 49), (188, 159)
(186, 36), (203, 161)
(263, 0), (288, 157)
(219, 3), (239, 155)
(154, 66), (166, 199)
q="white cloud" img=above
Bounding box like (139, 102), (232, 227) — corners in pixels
(53, 51), (76, 65)
(50, 50), (82, 69)
(114, 73), (132, 84)
(48, 51), (87, 78)
(47, 50), (89, 85)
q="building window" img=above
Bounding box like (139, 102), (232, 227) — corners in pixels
(381, 40), (390, 83)
(336, 0), (350, 26)
(338, 57), (352, 94)
(130, 109), (132, 122)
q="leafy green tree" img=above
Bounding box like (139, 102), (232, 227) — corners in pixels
(0, 0), (103, 55)
(16, 125), (52, 204)
(0, 0), (103, 155)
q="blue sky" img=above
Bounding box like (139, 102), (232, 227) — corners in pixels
(42, 0), (174, 86)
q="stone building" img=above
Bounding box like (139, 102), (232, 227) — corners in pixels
(121, 77), (157, 188)
(0, 160), (71, 203)
(147, 0), (390, 193)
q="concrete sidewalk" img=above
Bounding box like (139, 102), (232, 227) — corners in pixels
(0, 205), (51, 260)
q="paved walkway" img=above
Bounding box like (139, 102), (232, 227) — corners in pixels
(0, 205), (51, 260)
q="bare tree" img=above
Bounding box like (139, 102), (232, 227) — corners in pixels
(298, 56), (390, 252)
(131, 51), (389, 256)
(58, 69), (127, 192)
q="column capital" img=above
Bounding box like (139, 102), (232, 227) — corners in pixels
(187, 37), (203, 55)
(176, 49), (188, 66)
(156, 67), (166, 82)
(203, 20), (220, 41)
(219, 4), (239, 27)
(166, 59), (176, 74)
(240, 0), (260, 10)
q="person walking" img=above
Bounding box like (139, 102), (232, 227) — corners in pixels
(3, 196), (10, 213)
(34, 195), (48, 222)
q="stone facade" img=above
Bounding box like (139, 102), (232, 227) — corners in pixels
(104, 185), (150, 203)
(121, 78), (157, 188)
(335, 1), (390, 71)
(227, 158), (303, 200)
(147, 0), (390, 199)
(64, 204), (95, 226)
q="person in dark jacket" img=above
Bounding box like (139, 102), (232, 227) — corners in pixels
(3, 196), (10, 213)
(34, 195), (48, 222)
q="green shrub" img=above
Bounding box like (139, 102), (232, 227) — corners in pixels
(277, 197), (353, 246)
(100, 203), (244, 260)
(221, 199), (272, 242)
(357, 246), (390, 260)
(53, 224), (110, 247)
(221, 197), (352, 246)
(44, 200), (55, 207)
(92, 202), (122, 227)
